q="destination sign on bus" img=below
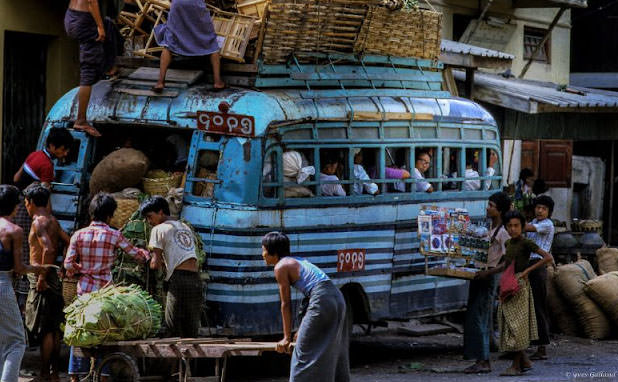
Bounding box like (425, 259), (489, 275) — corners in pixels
(337, 249), (366, 272)
(196, 111), (255, 137)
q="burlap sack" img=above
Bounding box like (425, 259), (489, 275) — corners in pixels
(554, 260), (611, 339)
(90, 148), (150, 195)
(596, 247), (618, 275)
(546, 266), (580, 336)
(584, 271), (618, 324)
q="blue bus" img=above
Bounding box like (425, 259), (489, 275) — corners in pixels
(41, 54), (502, 335)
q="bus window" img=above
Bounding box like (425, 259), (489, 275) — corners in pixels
(384, 147), (410, 193)
(442, 147), (462, 191)
(319, 148), (347, 196)
(283, 149), (315, 198)
(262, 150), (278, 198)
(412, 147), (434, 193)
(485, 148), (501, 190)
(352, 148), (379, 195)
(192, 150), (219, 198)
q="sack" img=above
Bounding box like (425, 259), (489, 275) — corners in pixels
(499, 262), (519, 302)
(89, 148), (150, 195)
(584, 271), (618, 324)
(554, 260), (611, 339)
(596, 247), (618, 274)
(545, 265), (580, 336)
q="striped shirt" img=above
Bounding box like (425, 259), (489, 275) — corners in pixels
(527, 218), (554, 260)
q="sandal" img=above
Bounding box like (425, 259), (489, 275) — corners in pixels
(500, 367), (523, 376)
(529, 353), (548, 360)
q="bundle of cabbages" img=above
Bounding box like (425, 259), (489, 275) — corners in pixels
(63, 284), (162, 347)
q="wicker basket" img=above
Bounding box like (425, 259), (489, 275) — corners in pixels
(236, 0), (270, 19)
(353, 6), (442, 60)
(426, 267), (476, 280)
(110, 198), (140, 229)
(210, 5), (257, 63)
(143, 172), (182, 196)
(261, 0), (372, 64)
(62, 277), (78, 307)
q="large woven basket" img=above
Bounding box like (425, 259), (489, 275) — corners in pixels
(62, 277), (78, 307)
(110, 198), (140, 229)
(353, 6), (442, 59)
(261, 0), (374, 64)
(143, 173), (182, 196)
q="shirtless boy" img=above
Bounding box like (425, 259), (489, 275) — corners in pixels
(0, 185), (46, 382)
(24, 184), (70, 382)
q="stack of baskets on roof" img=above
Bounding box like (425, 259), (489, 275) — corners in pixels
(117, 0), (442, 64)
(546, 248), (618, 339)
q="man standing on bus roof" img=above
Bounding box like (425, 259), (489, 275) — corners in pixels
(413, 150), (433, 193)
(262, 232), (350, 382)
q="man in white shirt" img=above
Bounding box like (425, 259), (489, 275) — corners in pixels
(320, 153), (346, 196)
(141, 196), (202, 338)
(463, 160), (481, 191)
(413, 151), (433, 193)
(352, 149), (378, 195)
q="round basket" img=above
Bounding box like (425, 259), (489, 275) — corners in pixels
(580, 220), (603, 235)
(110, 198), (140, 229)
(62, 277), (78, 307)
(142, 173), (182, 196)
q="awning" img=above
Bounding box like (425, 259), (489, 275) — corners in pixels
(454, 71), (618, 113)
(440, 40), (514, 70)
(512, 0), (587, 8)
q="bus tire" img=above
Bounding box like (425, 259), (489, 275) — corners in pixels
(93, 352), (141, 382)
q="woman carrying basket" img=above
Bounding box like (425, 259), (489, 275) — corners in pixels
(152, 0), (225, 93)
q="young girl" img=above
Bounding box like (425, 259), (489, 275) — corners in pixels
(261, 232), (350, 382)
(496, 210), (553, 376)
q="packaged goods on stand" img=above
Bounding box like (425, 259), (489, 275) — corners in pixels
(584, 271), (618, 325)
(63, 285), (162, 347)
(554, 260), (611, 340)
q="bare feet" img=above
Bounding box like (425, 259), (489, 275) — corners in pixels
(151, 83), (165, 94)
(213, 80), (226, 91)
(73, 121), (102, 137)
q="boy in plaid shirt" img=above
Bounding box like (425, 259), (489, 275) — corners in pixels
(64, 192), (150, 381)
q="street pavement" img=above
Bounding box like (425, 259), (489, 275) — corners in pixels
(19, 331), (618, 381)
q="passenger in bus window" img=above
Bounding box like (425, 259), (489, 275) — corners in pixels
(413, 150), (433, 193)
(352, 149), (378, 195)
(283, 151), (315, 198)
(463, 152), (481, 191)
(382, 148), (410, 193)
(485, 150), (499, 190)
(320, 153), (346, 196)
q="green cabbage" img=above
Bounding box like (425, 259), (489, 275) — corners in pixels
(63, 284), (162, 347)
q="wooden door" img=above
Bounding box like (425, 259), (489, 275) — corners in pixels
(539, 140), (573, 188)
(520, 140), (539, 177)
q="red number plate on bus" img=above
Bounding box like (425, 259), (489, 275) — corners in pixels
(196, 111), (255, 137)
(337, 249), (366, 272)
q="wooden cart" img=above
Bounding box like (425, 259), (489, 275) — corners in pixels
(73, 337), (279, 382)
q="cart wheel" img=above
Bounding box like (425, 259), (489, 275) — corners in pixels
(93, 352), (141, 382)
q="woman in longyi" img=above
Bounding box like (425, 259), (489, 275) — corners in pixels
(495, 210), (553, 376)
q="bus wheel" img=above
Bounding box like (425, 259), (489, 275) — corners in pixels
(93, 352), (141, 382)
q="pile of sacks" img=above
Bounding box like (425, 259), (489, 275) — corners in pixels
(546, 248), (618, 339)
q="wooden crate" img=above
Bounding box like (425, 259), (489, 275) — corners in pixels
(261, 0), (373, 64)
(354, 6), (442, 60)
(210, 6), (257, 63)
(236, 0), (270, 19)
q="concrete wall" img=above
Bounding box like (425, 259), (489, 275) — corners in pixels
(434, 0), (571, 85)
(0, 1), (79, 177)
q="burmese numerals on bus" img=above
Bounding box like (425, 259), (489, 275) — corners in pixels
(197, 111), (255, 137)
(337, 249), (366, 272)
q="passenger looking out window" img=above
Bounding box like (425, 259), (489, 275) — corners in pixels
(384, 148), (410, 193)
(353, 149), (378, 195)
(485, 149), (499, 190)
(463, 151), (481, 191)
(413, 150), (433, 193)
(282, 151), (314, 198)
(320, 151), (346, 196)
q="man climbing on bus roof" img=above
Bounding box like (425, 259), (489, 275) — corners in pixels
(262, 231), (350, 382)
(64, 0), (125, 138)
(413, 150), (433, 193)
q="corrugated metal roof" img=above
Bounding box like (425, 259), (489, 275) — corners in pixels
(441, 40), (515, 60)
(454, 71), (618, 113)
